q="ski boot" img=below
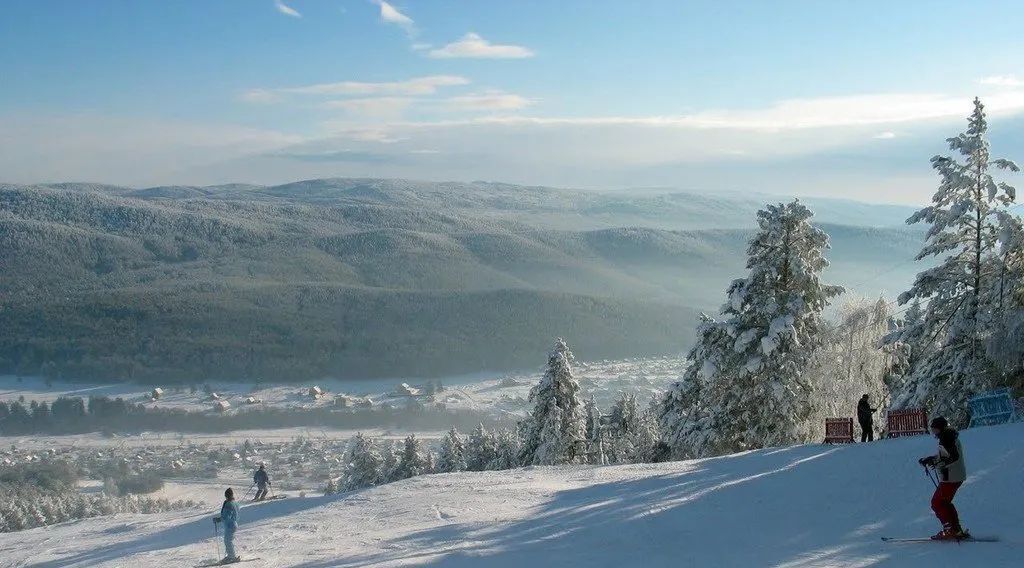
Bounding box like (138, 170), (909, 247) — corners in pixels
(930, 526), (969, 541)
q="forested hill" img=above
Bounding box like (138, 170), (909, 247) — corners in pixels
(0, 179), (924, 382)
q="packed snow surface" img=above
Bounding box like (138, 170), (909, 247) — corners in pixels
(3, 423), (1022, 567)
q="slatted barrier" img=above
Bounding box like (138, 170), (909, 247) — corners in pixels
(968, 388), (1017, 428)
(824, 417), (855, 444)
(886, 408), (928, 438)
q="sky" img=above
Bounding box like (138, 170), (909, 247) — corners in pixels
(1, 0), (1023, 204)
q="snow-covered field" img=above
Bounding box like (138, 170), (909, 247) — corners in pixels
(3, 422), (1021, 567)
(0, 356), (684, 420)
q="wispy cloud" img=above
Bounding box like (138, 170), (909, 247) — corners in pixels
(241, 76), (470, 101)
(980, 75), (1024, 87)
(428, 33), (534, 59)
(322, 96), (416, 119)
(274, 0), (302, 18)
(873, 131), (897, 140)
(444, 91), (534, 112)
(375, 0), (415, 35)
(405, 91), (1024, 130)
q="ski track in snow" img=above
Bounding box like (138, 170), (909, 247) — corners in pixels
(2, 423), (1023, 567)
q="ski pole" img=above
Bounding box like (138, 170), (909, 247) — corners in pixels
(923, 465), (938, 488)
(213, 519), (222, 559)
(243, 483), (256, 500)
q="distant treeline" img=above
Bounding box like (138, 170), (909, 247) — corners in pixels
(0, 395), (508, 435)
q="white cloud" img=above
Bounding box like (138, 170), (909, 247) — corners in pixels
(873, 131), (897, 139)
(322, 96), (415, 119)
(980, 75), (1024, 87)
(387, 91), (1024, 131)
(375, 1), (415, 35)
(428, 33), (534, 59)
(274, 0), (301, 18)
(0, 113), (298, 186)
(240, 76), (470, 103)
(238, 89), (282, 104)
(444, 91), (534, 112)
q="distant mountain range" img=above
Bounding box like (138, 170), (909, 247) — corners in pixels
(0, 178), (927, 382)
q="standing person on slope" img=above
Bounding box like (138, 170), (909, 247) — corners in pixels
(253, 463), (271, 501)
(856, 394), (877, 442)
(918, 417), (968, 540)
(213, 488), (241, 563)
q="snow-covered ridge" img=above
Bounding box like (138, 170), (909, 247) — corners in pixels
(4, 423), (1021, 567)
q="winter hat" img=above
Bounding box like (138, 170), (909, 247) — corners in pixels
(930, 417), (948, 430)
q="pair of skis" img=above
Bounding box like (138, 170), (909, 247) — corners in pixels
(882, 535), (999, 543)
(195, 557), (261, 567)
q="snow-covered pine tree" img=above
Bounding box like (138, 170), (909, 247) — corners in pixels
(606, 393), (659, 463)
(391, 434), (427, 480)
(584, 397), (605, 465)
(806, 298), (895, 439)
(519, 338), (586, 465)
(659, 314), (728, 459)
(987, 210), (1024, 383)
(607, 393), (638, 463)
(890, 98), (1019, 424)
(380, 441), (399, 483)
(424, 449), (436, 474)
(489, 428), (521, 470)
(341, 433), (382, 491)
(435, 427), (467, 473)
(669, 201), (843, 456)
(465, 424), (496, 471)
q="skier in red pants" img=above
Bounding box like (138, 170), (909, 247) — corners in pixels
(918, 416), (968, 540)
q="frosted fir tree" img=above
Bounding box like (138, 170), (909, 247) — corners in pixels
(987, 210), (1024, 379)
(806, 298), (896, 439)
(465, 424), (497, 471)
(659, 314), (729, 459)
(519, 338), (586, 465)
(607, 393), (659, 463)
(391, 434), (427, 480)
(380, 441), (400, 483)
(532, 399), (567, 465)
(435, 428), (467, 473)
(607, 393), (638, 463)
(673, 201), (842, 456)
(890, 98), (1019, 424)
(584, 397), (606, 465)
(993, 210), (1024, 314)
(489, 428), (521, 470)
(423, 449), (436, 475)
(341, 433), (382, 491)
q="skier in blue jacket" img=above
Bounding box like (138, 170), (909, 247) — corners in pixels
(213, 488), (241, 563)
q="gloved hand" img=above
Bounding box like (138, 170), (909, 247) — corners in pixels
(213, 516), (222, 524)
(918, 456), (937, 467)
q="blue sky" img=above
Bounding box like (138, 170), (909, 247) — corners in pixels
(2, 0), (1023, 203)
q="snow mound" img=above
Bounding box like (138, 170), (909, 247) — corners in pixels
(4, 423), (1023, 567)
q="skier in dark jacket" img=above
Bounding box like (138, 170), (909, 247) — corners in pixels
(253, 464), (271, 501)
(856, 394), (877, 442)
(918, 417), (968, 540)
(213, 487), (241, 563)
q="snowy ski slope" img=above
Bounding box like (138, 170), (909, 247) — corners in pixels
(2, 423), (1021, 567)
